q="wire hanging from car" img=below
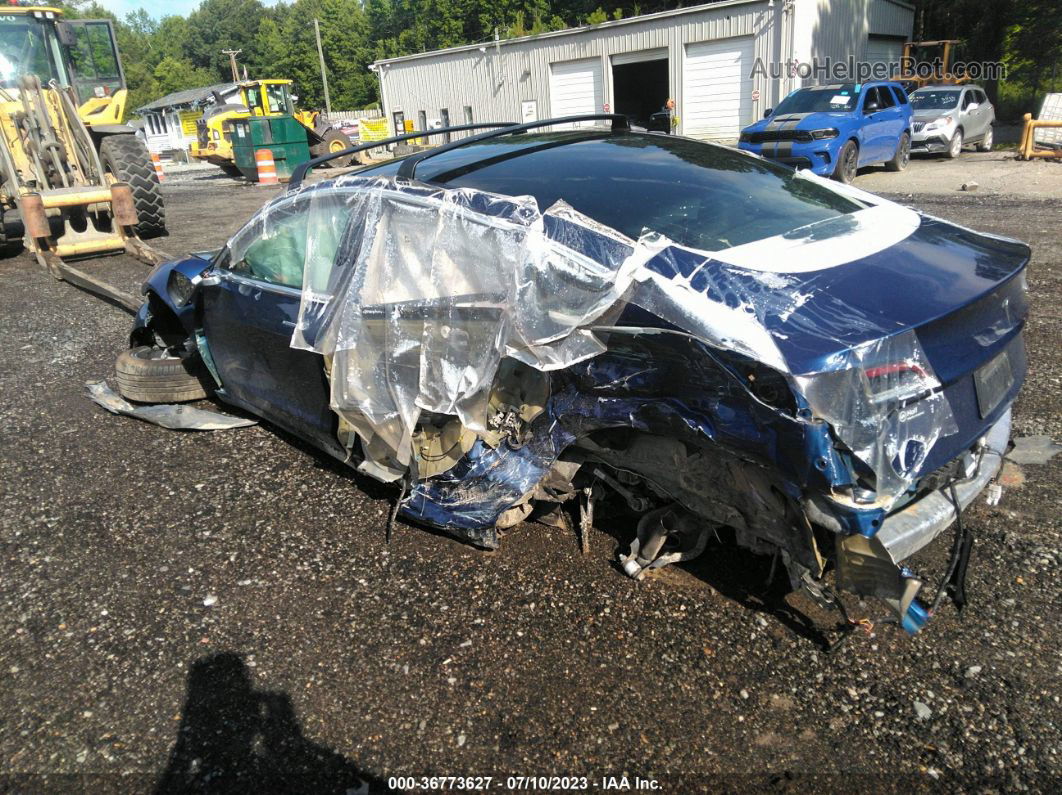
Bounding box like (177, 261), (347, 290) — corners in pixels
(928, 481), (974, 614)
(386, 475), (410, 544)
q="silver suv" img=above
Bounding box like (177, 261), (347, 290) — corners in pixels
(910, 85), (995, 157)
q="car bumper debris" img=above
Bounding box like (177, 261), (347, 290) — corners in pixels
(85, 380), (257, 431)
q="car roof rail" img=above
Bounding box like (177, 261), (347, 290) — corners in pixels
(396, 114), (630, 181)
(287, 122), (519, 190)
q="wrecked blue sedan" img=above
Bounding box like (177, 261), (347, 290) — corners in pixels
(120, 121), (1028, 635)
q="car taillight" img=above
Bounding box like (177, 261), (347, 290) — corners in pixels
(865, 362), (933, 404)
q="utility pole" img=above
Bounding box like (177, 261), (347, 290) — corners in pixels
(313, 19), (331, 115)
(222, 49), (242, 82)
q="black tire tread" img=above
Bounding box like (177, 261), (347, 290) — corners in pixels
(115, 346), (208, 403)
(319, 129), (353, 168)
(885, 132), (910, 172)
(99, 135), (166, 238)
(833, 140), (858, 184)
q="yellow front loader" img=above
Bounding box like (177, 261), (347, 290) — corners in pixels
(899, 40), (971, 90)
(191, 78), (355, 174)
(0, 6), (166, 310)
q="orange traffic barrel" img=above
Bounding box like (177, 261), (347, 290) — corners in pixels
(254, 148), (279, 185)
(150, 151), (165, 182)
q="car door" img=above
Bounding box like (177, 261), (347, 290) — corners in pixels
(200, 191), (354, 453)
(890, 84), (913, 136)
(973, 89), (993, 139)
(874, 85), (904, 160)
(858, 87), (890, 163)
(959, 88), (982, 140)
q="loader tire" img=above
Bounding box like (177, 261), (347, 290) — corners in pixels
(115, 346), (209, 403)
(99, 135), (166, 239)
(317, 129), (353, 168)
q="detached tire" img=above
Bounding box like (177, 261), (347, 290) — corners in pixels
(115, 346), (209, 403)
(99, 135), (166, 238)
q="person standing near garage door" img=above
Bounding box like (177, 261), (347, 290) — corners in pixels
(649, 98), (676, 133)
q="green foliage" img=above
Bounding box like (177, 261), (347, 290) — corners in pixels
(585, 8), (609, 26)
(911, 0), (1061, 120)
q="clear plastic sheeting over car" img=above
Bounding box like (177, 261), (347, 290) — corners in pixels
(273, 176), (642, 481)
(226, 175), (956, 504)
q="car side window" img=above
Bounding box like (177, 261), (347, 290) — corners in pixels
(977, 90), (989, 105)
(890, 86), (907, 105)
(227, 192), (356, 291)
(862, 87), (879, 113)
(876, 86), (896, 109)
(962, 91), (974, 109)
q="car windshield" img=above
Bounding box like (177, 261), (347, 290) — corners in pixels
(772, 86), (861, 115)
(0, 17), (67, 88)
(363, 133), (864, 252)
(910, 90), (961, 110)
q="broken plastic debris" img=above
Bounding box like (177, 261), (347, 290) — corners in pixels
(913, 701), (932, 720)
(1006, 436), (1062, 465)
(985, 482), (1003, 506)
(203, 595), (218, 607)
(85, 381), (257, 431)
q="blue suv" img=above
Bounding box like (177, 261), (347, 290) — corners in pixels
(739, 82), (913, 183)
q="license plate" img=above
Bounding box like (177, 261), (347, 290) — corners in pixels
(974, 348), (1014, 418)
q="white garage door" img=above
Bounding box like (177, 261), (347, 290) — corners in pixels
(549, 58), (603, 126)
(682, 36), (754, 142)
(866, 36), (904, 78)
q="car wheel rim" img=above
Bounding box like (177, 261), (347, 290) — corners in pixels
(845, 148), (857, 180)
(984, 129), (993, 149)
(900, 137), (910, 167)
(951, 134), (962, 157)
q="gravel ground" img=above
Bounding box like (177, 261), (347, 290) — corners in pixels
(853, 149), (1062, 199)
(0, 164), (1060, 793)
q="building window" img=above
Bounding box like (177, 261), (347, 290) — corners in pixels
(463, 106), (473, 124)
(440, 108), (450, 142)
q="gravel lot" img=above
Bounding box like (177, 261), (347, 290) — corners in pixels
(1, 157), (1060, 792)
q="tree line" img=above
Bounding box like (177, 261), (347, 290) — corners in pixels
(59, 0), (1058, 119)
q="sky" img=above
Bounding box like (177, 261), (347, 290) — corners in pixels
(94, 0), (281, 20)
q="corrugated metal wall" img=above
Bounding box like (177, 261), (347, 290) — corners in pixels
(800, 0), (914, 66)
(377, 0), (776, 141)
(869, 0), (914, 37)
(375, 0), (913, 142)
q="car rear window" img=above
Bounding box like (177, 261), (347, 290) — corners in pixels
(369, 134), (864, 253)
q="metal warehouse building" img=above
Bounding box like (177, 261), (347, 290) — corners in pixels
(372, 0), (914, 143)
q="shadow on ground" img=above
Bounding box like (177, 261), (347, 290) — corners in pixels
(585, 503), (843, 649)
(156, 653), (385, 794)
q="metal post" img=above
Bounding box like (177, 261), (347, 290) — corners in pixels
(313, 18), (332, 115)
(222, 49), (241, 82)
